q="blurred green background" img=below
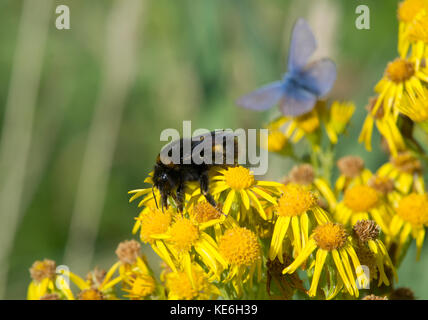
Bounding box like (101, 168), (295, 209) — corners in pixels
(1, 0), (427, 299)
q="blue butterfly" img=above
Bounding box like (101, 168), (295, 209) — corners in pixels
(236, 18), (337, 116)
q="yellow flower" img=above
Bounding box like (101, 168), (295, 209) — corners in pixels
(397, 0), (428, 59)
(164, 264), (219, 300)
(219, 227), (261, 267)
(335, 185), (392, 234)
(377, 151), (424, 194)
(65, 243), (154, 300)
(373, 58), (428, 118)
(407, 10), (428, 43)
(397, 86), (428, 130)
(27, 259), (74, 300)
(207, 166), (282, 220)
(389, 193), (428, 261)
(398, 0), (428, 23)
(262, 130), (288, 152)
(335, 156), (372, 193)
(218, 227), (261, 296)
(283, 103), (323, 147)
(113, 240), (156, 290)
(359, 97), (406, 156)
(367, 174), (402, 208)
(190, 201), (222, 224)
(283, 222), (368, 298)
(284, 164), (337, 210)
(353, 220), (397, 286)
(122, 274), (156, 299)
(133, 206), (172, 244)
(170, 218), (200, 252)
(188, 200), (238, 242)
(269, 184), (331, 263)
(64, 263), (124, 300)
(78, 288), (105, 300)
(150, 216), (228, 281)
(325, 101), (355, 144)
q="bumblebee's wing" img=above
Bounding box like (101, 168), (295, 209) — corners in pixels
(159, 138), (180, 165)
(210, 130), (240, 165)
(161, 131), (240, 165)
(190, 130), (240, 165)
(160, 136), (197, 165)
(287, 18), (317, 73)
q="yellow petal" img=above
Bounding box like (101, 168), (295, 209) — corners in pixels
(269, 216), (291, 262)
(283, 238), (317, 274)
(332, 249), (353, 296)
(223, 190), (236, 215)
(308, 249), (328, 297)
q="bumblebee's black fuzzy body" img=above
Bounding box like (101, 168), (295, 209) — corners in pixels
(152, 131), (237, 212)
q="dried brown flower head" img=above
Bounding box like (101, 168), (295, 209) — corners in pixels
(289, 164), (315, 185)
(337, 156), (365, 178)
(353, 220), (380, 242)
(362, 294), (388, 300)
(29, 259), (56, 283)
(115, 240), (141, 265)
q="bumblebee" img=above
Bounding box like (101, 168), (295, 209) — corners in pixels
(152, 130), (238, 212)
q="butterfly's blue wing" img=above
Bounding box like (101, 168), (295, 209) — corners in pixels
(236, 18), (332, 115)
(297, 58), (337, 97)
(279, 79), (317, 116)
(288, 18), (317, 73)
(235, 81), (285, 110)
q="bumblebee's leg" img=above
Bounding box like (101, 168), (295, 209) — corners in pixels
(200, 171), (225, 215)
(176, 181), (185, 213)
(161, 194), (168, 212)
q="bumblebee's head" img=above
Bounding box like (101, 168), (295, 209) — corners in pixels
(153, 171), (171, 190)
(153, 163), (176, 210)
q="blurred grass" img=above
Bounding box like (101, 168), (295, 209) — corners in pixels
(1, 0), (427, 299)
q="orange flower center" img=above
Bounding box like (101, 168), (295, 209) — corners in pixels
(169, 218), (199, 252)
(218, 228), (260, 266)
(385, 58), (415, 83)
(223, 166), (255, 190)
(277, 184), (317, 217)
(344, 185), (379, 212)
(397, 193), (428, 227)
(138, 208), (171, 244)
(314, 223), (348, 251)
(398, 0), (427, 23)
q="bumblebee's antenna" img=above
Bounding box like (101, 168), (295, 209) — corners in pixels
(152, 185), (159, 209)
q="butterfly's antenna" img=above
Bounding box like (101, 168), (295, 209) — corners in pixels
(152, 185), (159, 209)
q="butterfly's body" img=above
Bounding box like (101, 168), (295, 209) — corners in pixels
(284, 72), (315, 96)
(236, 18), (337, 116)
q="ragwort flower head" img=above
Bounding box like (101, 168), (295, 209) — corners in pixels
(277, 184), (317, 217)
(210, 166), (282, 219)
(270, 183), (331, 263)
(165, 265), (218, 300)
(336, 184), (391, 234)
(219, 227), (261, 267)
(283, 222), (368, 298)
(170, 218), (200, 252)
(123, 274), (156, 299)
(136, 207), (171, 244)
